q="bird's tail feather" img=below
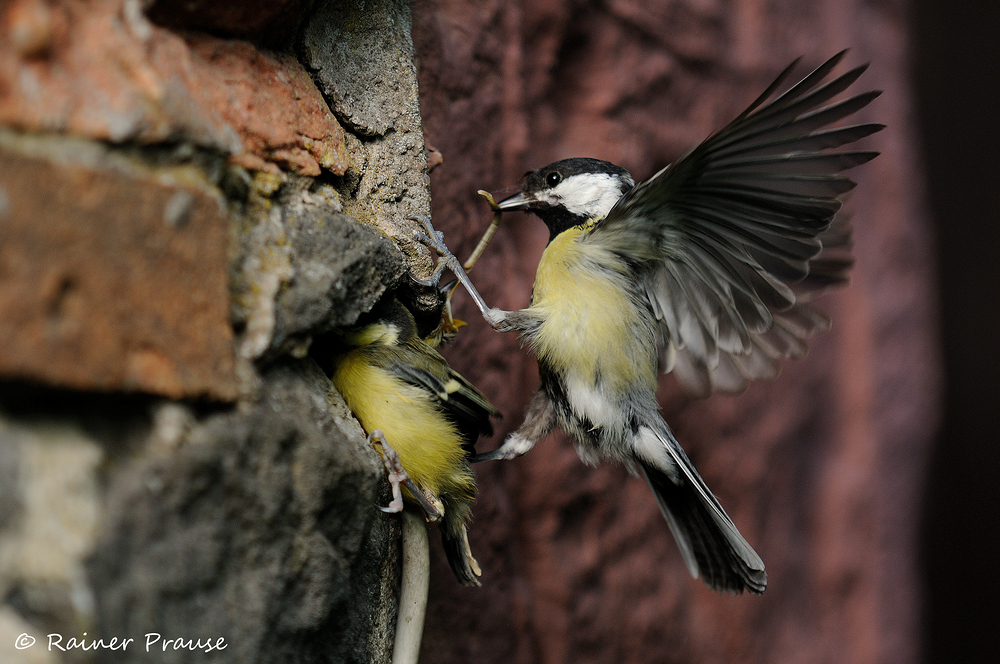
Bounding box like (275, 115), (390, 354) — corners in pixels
(637, 428), (766, 594)
(440, 512), (482, 587)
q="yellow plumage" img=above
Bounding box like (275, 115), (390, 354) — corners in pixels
(332, 352), (474, 508)
(326, 298), (498, 586)
(529, 224), (658, 393)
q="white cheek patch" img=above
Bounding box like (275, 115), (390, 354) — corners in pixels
(551, 173), (630, 219)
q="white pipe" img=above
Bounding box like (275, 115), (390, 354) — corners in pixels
(392, 509), (429, 664)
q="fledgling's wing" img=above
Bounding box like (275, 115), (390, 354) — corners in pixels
(381, 342), (501, 447)
(589, 51), (882, 397)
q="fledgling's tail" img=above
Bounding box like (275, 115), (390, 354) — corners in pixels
(440, 504), (482, 587)
(636, 426), (766, 594)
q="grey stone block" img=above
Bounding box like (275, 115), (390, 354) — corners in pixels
(86, 360), (399, 664)
(301, 0), (440, 304)
(269, 208), (405, 361)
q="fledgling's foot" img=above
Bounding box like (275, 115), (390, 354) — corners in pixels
(368, 430), (408, 513)
(368, 430), (442, 521)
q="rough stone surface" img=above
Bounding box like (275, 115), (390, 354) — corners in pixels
(0, 415), (104, 663)
(87, 361), (399, 664)
(0, 136), (238, 401)
(230, 176), (406, 365)
(303, 0), (416, 138)
(270, 205), (406, 360)
(411, 1), (938, 663)
(0, 362), (400, 664)
(302, 0), (439, 298)
(0, 0), (348, 177)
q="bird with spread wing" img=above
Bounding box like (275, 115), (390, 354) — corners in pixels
(415, 51), (882, 594)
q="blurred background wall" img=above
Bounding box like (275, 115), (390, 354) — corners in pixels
(412, 0), (996, 662)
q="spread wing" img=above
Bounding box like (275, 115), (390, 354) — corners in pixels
(589, 51), (882, 397)
(384, 342), (501, 448)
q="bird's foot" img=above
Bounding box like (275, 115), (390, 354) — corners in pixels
(411, 260), (449, 289)
(409, 213), (453, 288)
(471, 433), (535, 463)
(411, 214), (459, 288)
(410, 215), (495, 319)
(368, 430), (442, 521)
(484, 308), (519, 333)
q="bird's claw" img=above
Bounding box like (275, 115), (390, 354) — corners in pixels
(413, 230), (446, 249)
(369, 430), (408, 513)
(410, 216), (449, 252)
(411, 216), (463, 289)
(409, 214), (457, 267)
(368, 430), (442, 521)
(408, 215), (496, 321)
(411, 258), (448, 288)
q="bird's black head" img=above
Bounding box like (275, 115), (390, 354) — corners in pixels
(496, 158), (635, 240)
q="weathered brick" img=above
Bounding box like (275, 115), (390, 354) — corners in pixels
(0, 0), (348, 177)
(86, 361), (398, 664)
(0, 146), (238, 400)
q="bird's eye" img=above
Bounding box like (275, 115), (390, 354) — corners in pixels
(545, 172), (562, 187)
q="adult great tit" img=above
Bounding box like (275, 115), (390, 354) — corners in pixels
(327, 297), (500, 586)
(424, 51), (882, 594)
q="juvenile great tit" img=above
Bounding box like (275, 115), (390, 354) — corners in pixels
(421, 52), (882, 594)
(327, 297), (500, 586)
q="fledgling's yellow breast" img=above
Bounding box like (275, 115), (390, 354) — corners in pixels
(331, 351), (474, 502)
(528, 226), (657, 392)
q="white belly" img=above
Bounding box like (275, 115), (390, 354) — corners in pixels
(564, 373), (627, 430)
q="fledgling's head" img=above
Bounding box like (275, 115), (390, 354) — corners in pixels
(497, 158), (635, 240)
(340, 298), (417, 348)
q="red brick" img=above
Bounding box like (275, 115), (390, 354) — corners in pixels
(0, 147), (238, 400)
(0, 0), (348, 177)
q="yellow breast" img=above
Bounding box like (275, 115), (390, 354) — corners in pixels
(331, 352), (474, 502)
(528, 227), (657, 392)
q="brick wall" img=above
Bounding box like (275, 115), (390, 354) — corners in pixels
(0, 1), (438, 662)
